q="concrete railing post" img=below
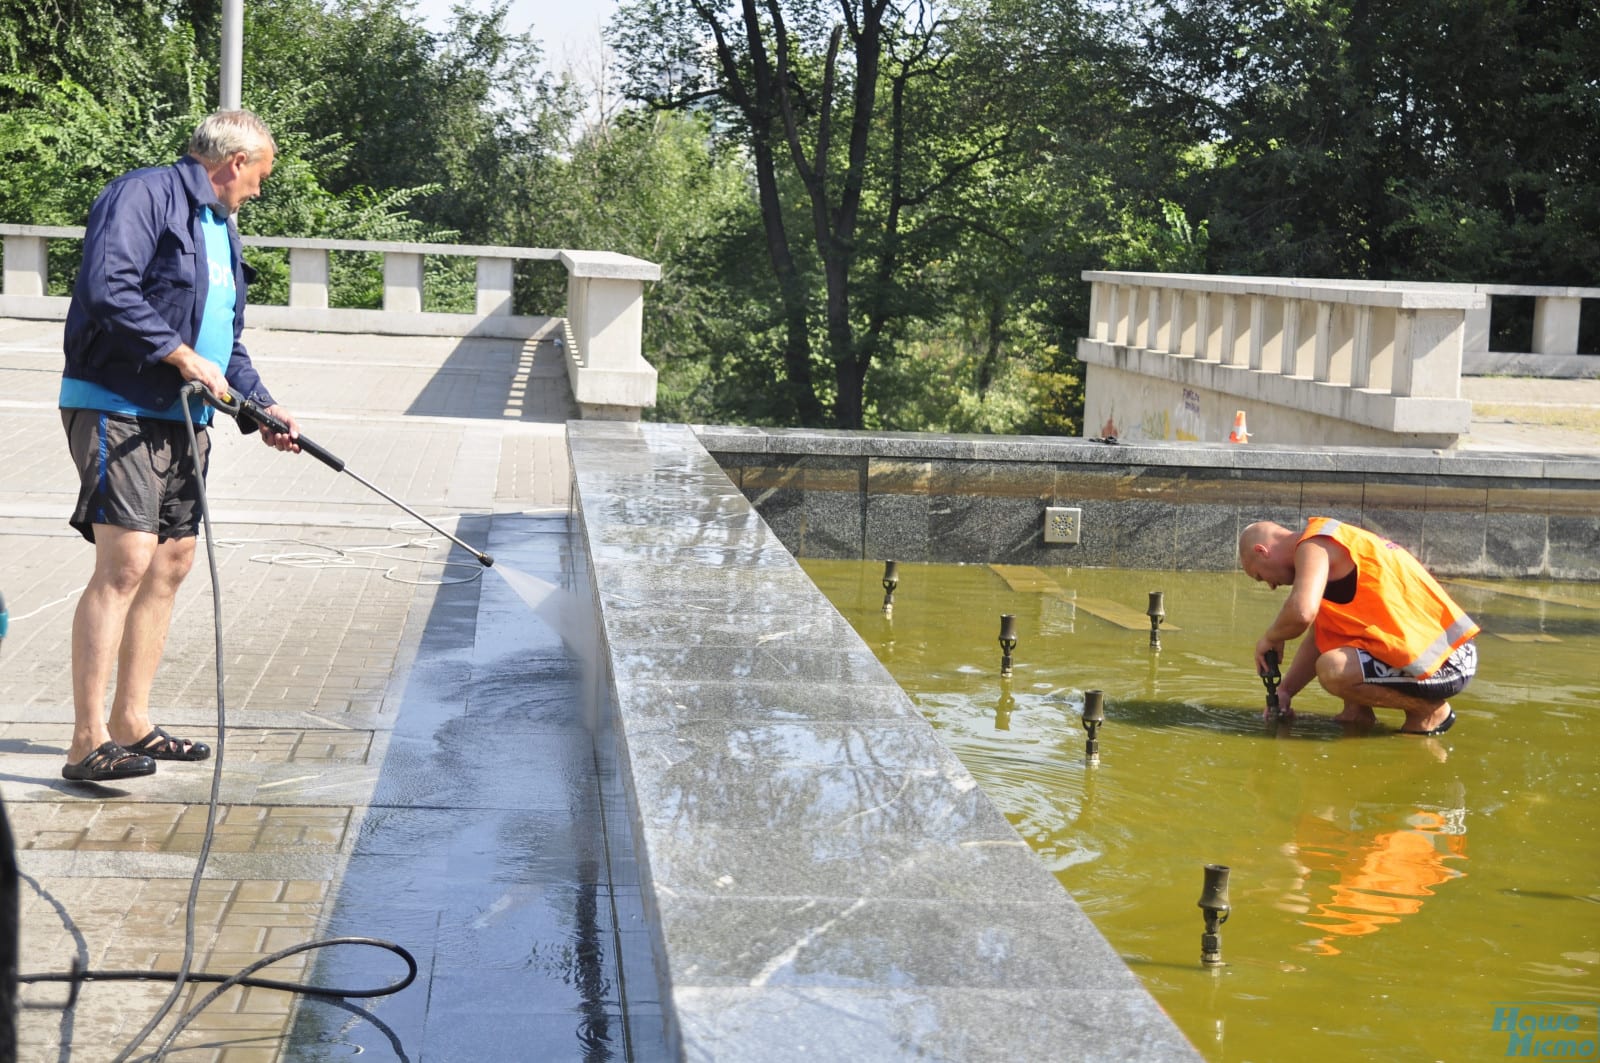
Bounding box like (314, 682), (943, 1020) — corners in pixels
(1389, 308), (1465, 398)
(2, 235), (47, 296)
(383, 252), (424, 314)
(1251, 295), (1270, 369)
(1463, 303), (1491, 361)
(560, 251), (662, 420)
(476, 257), (514, 317)
(1349, 305), (1375, 389)
(1193, 292), (1213, 361)
(1279, 299), (1303, 377)
(1532, 296), (1581, 356)
(289, 247), (329, 309)
(1222, 292), (1248, 368)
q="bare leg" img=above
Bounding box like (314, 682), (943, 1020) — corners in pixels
(107, 535), (196, 747)
(69, 526), (159, 763)
(1316, 649), (1452, 733)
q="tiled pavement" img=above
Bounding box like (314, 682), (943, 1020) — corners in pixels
(0, 318), (666, 1061)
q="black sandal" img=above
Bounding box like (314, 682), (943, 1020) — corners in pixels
(126, 727), (212, 762)
(62, 741), (157, 782)
(1401, 708), (1456, 736)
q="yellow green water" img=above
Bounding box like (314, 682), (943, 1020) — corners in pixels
(802, 560), (1600, 1063)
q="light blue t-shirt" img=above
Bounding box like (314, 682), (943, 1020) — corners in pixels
(60, 205), (236, 424)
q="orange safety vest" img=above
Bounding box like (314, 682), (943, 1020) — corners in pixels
(1300, 517), (1479, 678)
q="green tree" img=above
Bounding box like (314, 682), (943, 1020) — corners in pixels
(616, 0), (987, 428)
(520, 109), (761, 423)
(1144, 0), (1600, 285)
(244, 0), (576, 243)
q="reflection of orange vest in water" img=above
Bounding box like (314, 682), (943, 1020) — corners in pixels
(1300, 517), (1480, 678)
(1295, 811), (1468, 956)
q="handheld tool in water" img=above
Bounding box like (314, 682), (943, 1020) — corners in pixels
(184, 383), (494, 567)
(1261, 648), (1283, 722)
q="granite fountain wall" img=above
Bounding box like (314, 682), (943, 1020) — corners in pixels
(696, 427), (1600, 580)
(566, 422), (1204, 1062)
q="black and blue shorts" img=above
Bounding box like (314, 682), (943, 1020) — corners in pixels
(1357, 640), (1477, 701)
(62, 409), (211, 543)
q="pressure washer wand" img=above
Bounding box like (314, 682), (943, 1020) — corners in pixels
(1261, 649), (1283, 722)
(183, 383), (493, 567)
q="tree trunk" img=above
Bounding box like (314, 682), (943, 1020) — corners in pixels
(752, 138), (826, 424)
(975, 294), (1005, 398)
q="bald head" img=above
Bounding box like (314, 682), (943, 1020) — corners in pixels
(1239, 521), (1297, 587)
(1239, 521), (1288, 556)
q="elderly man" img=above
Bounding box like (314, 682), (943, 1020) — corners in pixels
(59, 109), (301, 782)
(1239, 518), (1479, 734)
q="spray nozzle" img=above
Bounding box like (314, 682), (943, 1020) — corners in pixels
(179, 381), (495, 568)
(1261, 649), (1282, 720)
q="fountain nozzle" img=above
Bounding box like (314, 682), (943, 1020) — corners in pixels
(1198, 864), (1231, 967)
(1261, 649), (1283, 722)
(1146, 591), (1166, 650)
(881, 560), (899, 615)
(998, 614), (1018, 677)
(1081, 689), (1105, 764)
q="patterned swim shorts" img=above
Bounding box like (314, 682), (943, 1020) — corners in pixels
(1357, 640), (1477, 701)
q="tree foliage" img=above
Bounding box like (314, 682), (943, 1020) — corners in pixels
(1143, 0), (1600, 284)
(2, 0), (1595, 432)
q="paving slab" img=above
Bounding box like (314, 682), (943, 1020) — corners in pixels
(0, 318), (662, 1061)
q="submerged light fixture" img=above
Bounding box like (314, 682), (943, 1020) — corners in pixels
(1081, 689), (1105, 765)
(1198, 864), (1232, 967)
(998, 614), (1018, 677)
(881, 560), (899, 615)
(1146, 591), (1166, 650)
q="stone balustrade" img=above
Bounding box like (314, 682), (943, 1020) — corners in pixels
(1077, 271), (1599, 448)
(0, 224), (660, 419)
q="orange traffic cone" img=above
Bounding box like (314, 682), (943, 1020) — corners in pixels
(1228, 410), (1250, 443)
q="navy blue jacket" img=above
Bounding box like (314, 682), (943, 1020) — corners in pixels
(62, 155), (274, 418)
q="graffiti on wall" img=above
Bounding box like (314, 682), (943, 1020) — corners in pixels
(1176, 387), (1202, 441)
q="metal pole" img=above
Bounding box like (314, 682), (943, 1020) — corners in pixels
(220, 0), (244, 110)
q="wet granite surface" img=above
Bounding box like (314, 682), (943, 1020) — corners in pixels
(567, 422), (1203, 1061)
(284, 513), (672, 1062)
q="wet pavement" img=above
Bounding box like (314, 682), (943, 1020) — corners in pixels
(0, 318), (667, 1062)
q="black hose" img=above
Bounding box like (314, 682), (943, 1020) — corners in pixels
(17, 390), (417, 1060)
(2, 791), (18, 1063)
